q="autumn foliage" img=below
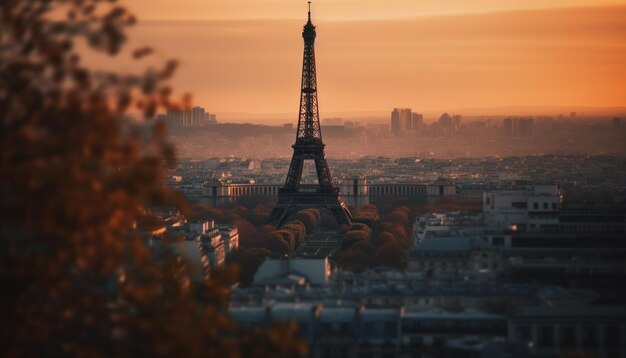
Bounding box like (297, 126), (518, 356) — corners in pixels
(336, 205), (411, 269)
(189, 203), (320, 286)
(0, 1), (306, 356)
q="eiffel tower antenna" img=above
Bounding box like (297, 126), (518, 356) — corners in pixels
(267, 3), (353, 229)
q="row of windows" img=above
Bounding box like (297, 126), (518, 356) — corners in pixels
(230, 186), (278, 196)
(532, 202), (558, 210)
(217, 185), (443, 197)
(370, 186), (429, 196)
(511, 202), (558, 210)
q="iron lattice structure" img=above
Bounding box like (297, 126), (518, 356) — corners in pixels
(267, 5), (353, 228)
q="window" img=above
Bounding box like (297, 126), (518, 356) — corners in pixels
(493, 237), (504, 246)
(512, 202), (527, 209)
(543, 202), (548, 209)
(552, 202), (557, 210)
(533, 202), (539, 209)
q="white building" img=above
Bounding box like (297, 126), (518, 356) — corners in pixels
(253, 257), (331, 286)
(483, 185), (562, 232)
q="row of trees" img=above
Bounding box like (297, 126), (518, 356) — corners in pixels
(335, 197), (484, 270)
(190, 196), (483, 279)
(336, 205), (412, 269)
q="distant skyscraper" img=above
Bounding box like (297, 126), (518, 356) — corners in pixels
(452, 115), (462, 134)
(438, 113), (453, 136)
(404, 108), (413, 131)
(391, 109), (401, 136)
(391, 108), (413, 136)
(192, 107), (205, 126)
(503, 117), (533, 137)
(167, 107), (183, 127)
(162, 106), (216, 127)
(412, 113), (424, 134)
(518, 118), (533, 136)
(183, 109), (193, 126)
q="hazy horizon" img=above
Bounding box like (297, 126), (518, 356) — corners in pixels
(81, 3), (626, 124)
(190, 105), (626, 124)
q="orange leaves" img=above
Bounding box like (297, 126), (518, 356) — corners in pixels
(336, 204), (410, 269)
(0, 1), (309, 355)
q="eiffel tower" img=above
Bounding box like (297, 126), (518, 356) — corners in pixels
(267, 2), (353, 228)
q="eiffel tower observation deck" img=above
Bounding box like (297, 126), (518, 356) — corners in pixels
(266, 2), (353, 228)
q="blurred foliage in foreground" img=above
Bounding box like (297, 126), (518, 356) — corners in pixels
(0, 1), (306, 356)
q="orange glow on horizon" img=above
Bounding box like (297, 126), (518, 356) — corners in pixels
(85, 1), (626, 122)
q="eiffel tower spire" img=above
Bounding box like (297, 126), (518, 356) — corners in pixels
(267, 3), (353, 229)
(297, 0), (321, 143)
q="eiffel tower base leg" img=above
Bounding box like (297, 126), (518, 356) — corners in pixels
(267, 193), (353, 228)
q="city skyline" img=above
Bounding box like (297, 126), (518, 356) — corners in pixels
(82, 1), (626, 123)
(3, 2), (626, 356)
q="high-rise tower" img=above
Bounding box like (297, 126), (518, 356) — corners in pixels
(267, 2), (353, 228)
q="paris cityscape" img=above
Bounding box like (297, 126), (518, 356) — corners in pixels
(2, 1), (626, 357)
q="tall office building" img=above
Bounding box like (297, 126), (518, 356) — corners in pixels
(404, 108), (413, 131)
(412, 113), (424, 134)
(391, 108), (413, 136)
(517, 118), (533, 136)
(391, 109), (401, 136)
(503, 117), (533, 137)
(192, 107), (205, 126)
(162, 106), (216, 127)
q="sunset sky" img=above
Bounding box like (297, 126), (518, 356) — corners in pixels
(107, 0), (626, 121)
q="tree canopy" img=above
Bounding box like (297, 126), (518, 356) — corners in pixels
(0, 1), (306, 356)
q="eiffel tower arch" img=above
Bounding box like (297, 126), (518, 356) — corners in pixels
(267, 3), (353, 228)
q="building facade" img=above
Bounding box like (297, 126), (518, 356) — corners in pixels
(483, 185), (562, 232)
(202, 179), (456, 207)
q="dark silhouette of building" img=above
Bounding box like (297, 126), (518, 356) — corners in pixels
(390, 108), (413, 136)
(503, 117), (533, 137)
(157, 106), (216, 128)
(267, 3), (352, 228)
